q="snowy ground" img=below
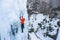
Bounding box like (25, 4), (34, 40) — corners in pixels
(29, 14), (60, 40)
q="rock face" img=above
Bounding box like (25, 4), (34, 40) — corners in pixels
(27, 0), (60, 19)
(52, 0), (60, 8)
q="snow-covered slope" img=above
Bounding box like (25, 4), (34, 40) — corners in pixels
(28, 13), (60, 40)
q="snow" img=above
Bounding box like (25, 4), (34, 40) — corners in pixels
(29, 32), (40, 40)
(57, 28), (60, 40)
(29, 13), (60, 40)
(0, 0), (28, 40)
(0, 0), (60, 40)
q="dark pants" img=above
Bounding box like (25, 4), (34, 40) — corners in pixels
(21, 24), (24, 33)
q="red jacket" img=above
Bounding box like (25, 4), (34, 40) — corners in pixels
(20, 17), (25, 24)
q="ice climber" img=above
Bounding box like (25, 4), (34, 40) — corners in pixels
(20, 16), (25, 33)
